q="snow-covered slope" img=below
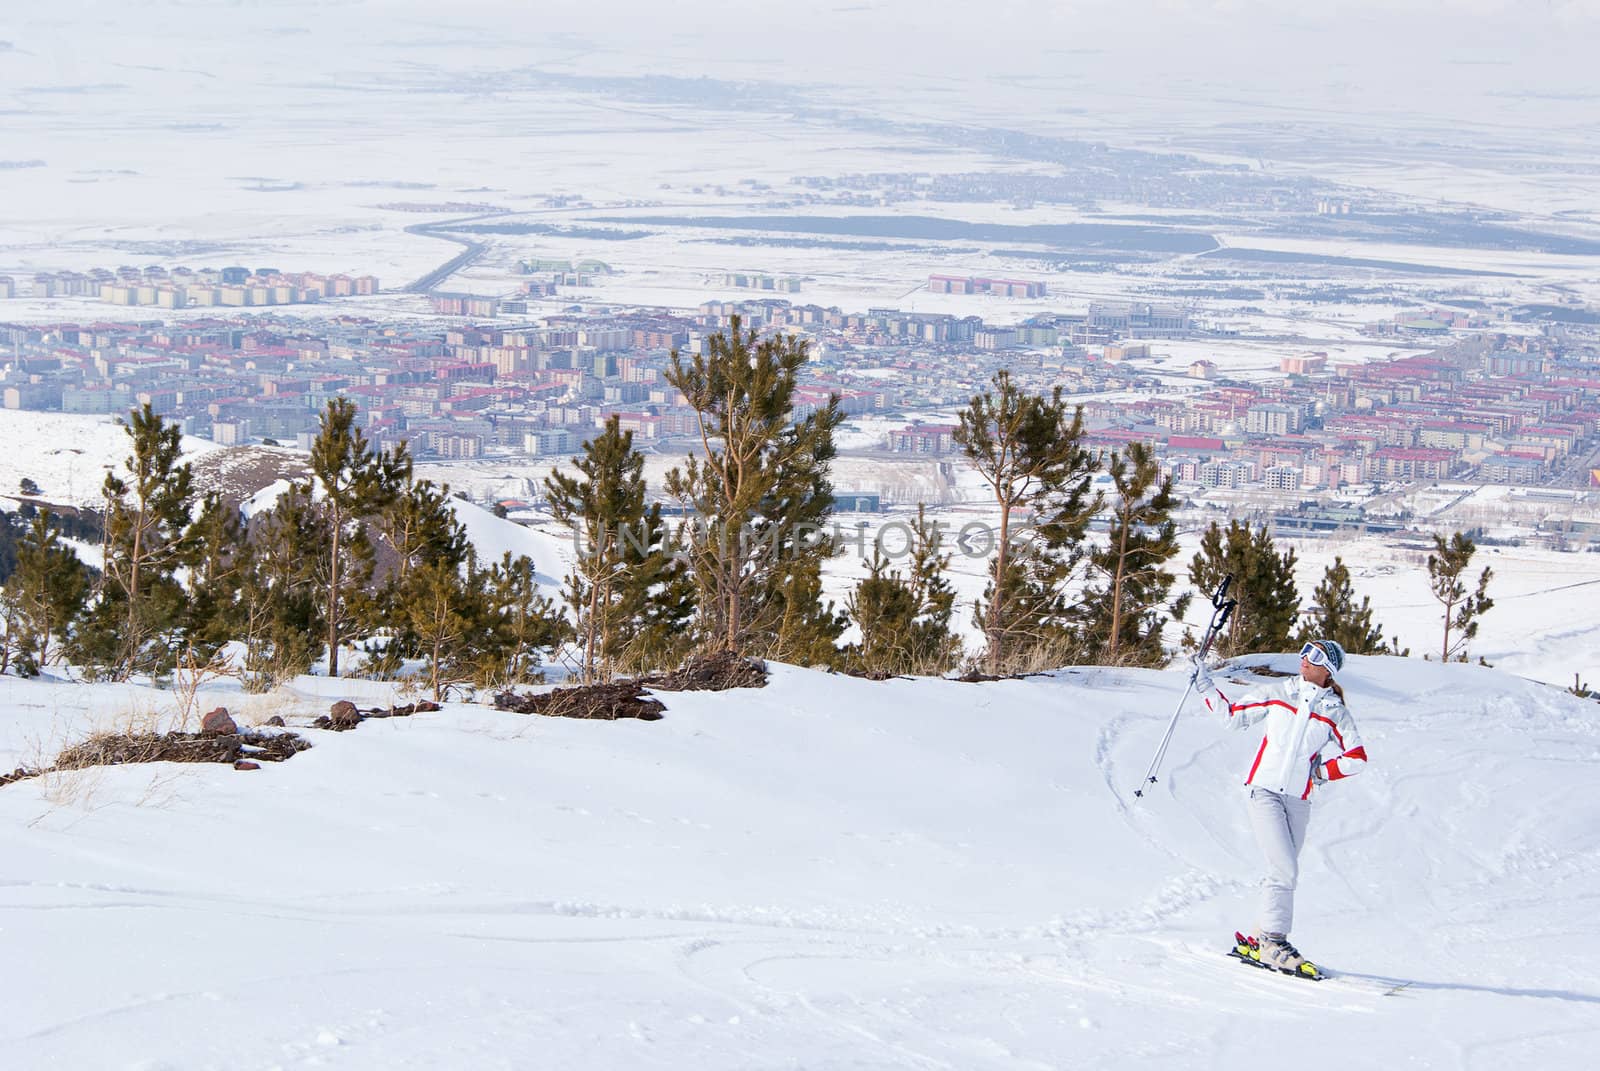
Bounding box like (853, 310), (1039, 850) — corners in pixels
(445, 496), (567, 596)
(0, 410), (222, 509)
(2, 656), (1596, 1068)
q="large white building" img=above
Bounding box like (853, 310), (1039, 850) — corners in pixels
(1245, 403), (1304, 437)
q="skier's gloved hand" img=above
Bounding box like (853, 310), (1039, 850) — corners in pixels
(1190, 662), (1216, 695)
(1313, 763), (1329, 784)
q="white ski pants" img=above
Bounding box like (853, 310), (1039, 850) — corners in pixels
(1247, 787), (1312, 937)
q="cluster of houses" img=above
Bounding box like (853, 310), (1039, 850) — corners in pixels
(0, 265), (379, 309)
(885, 341), (1600, 492)
(2, 290), (1595, 495)
(1089, 347), (1598, 490)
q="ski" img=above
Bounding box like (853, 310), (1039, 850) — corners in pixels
(1227, 948), (1325, 981)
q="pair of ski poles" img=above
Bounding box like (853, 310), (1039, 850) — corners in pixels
(1133, 574), (1236, 799)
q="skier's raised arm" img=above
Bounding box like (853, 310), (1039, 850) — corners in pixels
(1191, 663), (1280, 732)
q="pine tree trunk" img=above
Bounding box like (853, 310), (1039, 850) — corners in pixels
(988, 496), (1011, 676)
(1108, 509), (1129, 657)
(327, 518), (341, 678)
(722, 518), (741, 654)
(584, 533), (604, 683)
(1441, 594), (1453, 661)
(127, 514), (143, 628)
(432, 635), (443, 703)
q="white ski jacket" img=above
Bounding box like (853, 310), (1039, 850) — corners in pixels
(1202, 676), (1367, 800)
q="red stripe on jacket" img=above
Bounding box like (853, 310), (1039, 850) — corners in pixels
(1231, 698), (1296, 718)
(1308, 711), (1346, 749)
(1245, 737), (1269, 784)
(1325, 746), (1368, 781)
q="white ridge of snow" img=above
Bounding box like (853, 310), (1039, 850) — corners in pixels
(239, 478), (294, 520)
(0, 654), (1596, 1067)
(445, 495), (568, 596)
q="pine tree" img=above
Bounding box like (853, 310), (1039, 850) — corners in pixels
(400, 557), (478, 702)
(1427, 531), (1493, 662)
(1076, 442), (1187, 667)
(547, 416), (693, 681)
(376, 490), (559, 698)
(954, 370), (1099, 674)
(1, 511), (90, 675)
(363, 476), (473, 676)
(237, 483), (327, 692)
(376, 479), (471, 593)
(0, 508), (24, 585)
(308, 398), (407, 677)
(75, 404), (195, 678)
(663, 317), (844, 662)
(181, 491), (247, 656)
(476, 551), (568, 688)
(1297, 556), (1396, 655)
(844, 506), (960, 677)
(1188, 520), (1300, 658)
(618, 521), (697, 675)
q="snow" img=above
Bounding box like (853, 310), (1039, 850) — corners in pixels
(240, 478), (294, 520)
(0, 410), (222, 510)
(1, 655), (1597, 1067)
(444, 495), (567, 596)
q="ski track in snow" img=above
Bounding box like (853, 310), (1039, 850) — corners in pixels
(1, 659), (1598, 1068)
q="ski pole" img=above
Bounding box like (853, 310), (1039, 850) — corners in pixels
(1133, 576), (1236, 799)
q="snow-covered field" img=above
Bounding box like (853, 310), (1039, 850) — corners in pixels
(2, 654), (1597, 1068)
(6, 1), (1600, 328)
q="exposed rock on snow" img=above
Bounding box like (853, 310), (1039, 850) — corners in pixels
(200, 707), (238, 735)
(312, 699), (438, 731)
(325, 700), (361, 731)
(493, 652), (768, 721)
(53, 729), (311, 770)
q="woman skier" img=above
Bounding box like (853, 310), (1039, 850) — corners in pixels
(1190, 638), (1368, 978)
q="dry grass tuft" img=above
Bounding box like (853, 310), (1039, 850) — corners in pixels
(647, 651), (768, 692)
(1, 714), (313, 800)
(229, 690), (304, 728)
(494, 681), (665, 721)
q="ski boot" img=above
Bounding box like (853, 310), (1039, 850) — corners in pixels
(1230, 931), (1323, 980)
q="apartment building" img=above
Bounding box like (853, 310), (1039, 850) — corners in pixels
(888, 424), (958, 455)
(1245, 402), (1304, 436)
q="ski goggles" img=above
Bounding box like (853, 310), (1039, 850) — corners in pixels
(1299, 642), (1332, 669)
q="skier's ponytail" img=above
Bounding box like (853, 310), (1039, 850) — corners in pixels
(1327, 677), (1346, 703)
